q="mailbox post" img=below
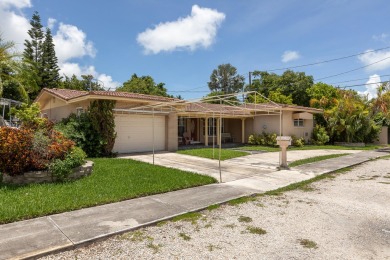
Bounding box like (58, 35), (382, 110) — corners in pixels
(276, 136), (292, 169)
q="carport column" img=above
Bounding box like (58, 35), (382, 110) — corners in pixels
(205, 117), (209, 146)
(241, 118), (245, 144)
(217, 118), (221, 146)
(167, 112), (178, 151)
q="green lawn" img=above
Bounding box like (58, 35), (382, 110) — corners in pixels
(0, 158), (216, 224)
(177, 148), (250, 160)
(289, 153), (351, 167)
(237, 144), (383, 152)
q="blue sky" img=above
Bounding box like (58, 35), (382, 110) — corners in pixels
(1, 0), (390, 99)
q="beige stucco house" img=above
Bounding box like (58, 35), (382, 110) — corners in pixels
(36, 88), (323, 154)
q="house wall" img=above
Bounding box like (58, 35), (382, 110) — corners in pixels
(250, 111), (315, 142)
(374, 126), (388, 145)
(40, 97), (89, 122)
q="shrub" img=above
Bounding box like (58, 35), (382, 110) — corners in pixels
(0, 127), (34, 175)
(291, 135), (305, 147)
(312, 125), (330, 145)
(48, 146), (86, 181)
(248, 132), (277, 146)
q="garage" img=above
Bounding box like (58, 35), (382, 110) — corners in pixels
(113, 114), (166, 153)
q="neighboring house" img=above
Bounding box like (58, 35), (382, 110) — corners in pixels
(35, 88), (322, 154)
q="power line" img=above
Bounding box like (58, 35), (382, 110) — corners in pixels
(329, 74), (390, 85)
(340, 80), (389, 89)
(263, 46), (390, 72)
(315, 55), (390, 81)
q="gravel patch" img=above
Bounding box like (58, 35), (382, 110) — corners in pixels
(41, 158), (390, 260)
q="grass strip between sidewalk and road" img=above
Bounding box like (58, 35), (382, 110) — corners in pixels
(288, 153), (351, 167)
(177, 148), (249, 160)
(0, 158), (217, 224)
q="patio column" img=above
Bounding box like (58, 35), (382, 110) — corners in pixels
(241, 118), (246, 144)
(204, 117), (209, 146)
(217, 118), (221, 146)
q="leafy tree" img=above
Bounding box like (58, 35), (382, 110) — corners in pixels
(246, 89), (293, 104)
(42, 28), (61, 89)
(247, 70), (313, 106)
(307, 82), (338, 109)
(117, 73), (172, 97)
(60, 74), (103, 91)
(208, 63), (245, 94)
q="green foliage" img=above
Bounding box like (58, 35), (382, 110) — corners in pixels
(48, 146), (86, 181)
(60, 74), (103, 91)
(247, 70), (313, 106)
(325, 90), (380, 143)
(89, 100), (117, 156)
(248, 132), (277, 146)
(10, 102), (45, 128)
(312, 125), (330, 145)
(307, 82), (338, 109)
(291, 135), (305, 147)
(117, 73), (172, 97)
(56, 100), (116, 157)
(208, 63), (245, 94)
(41, 28), (61, 89)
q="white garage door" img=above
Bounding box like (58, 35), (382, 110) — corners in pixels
(113, 114), (166, 153)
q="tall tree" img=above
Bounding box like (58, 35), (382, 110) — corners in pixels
(23, 11), (44, 99)
(42, 28), (61, 88)
(208, 63), (245, 94)
(117, 74), (172, 97)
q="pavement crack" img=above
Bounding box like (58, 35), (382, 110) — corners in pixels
(47, 216), (75, 245)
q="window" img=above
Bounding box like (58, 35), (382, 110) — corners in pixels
(294, 119), (304, 127)
(204, 118), (224, 136)
(76, 107), (84, 117)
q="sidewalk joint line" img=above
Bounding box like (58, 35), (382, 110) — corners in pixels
(47, 216), (75, 245)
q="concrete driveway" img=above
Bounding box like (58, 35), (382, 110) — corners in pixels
(118, 149), (361, 182)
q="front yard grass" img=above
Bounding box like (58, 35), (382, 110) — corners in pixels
(0, 158), (216, 224)
(177, 148), (249, 160)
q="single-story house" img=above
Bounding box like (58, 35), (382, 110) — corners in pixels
(35, 88), (323, 154)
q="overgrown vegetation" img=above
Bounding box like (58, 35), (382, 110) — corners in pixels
(55, 100), (117, 157)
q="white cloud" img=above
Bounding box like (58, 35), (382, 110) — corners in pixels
(137, 5), (225, 54)
(372, 33), (388, 42)
(281, 50), (300, 63)
(358, 74), (381, 99)
(358, 49), (390, 71)
(0, 3), (30, 51)
(0, 0), (31, 9)
(47, 18), (56, 30)
(59, 62), (120, 90)
(53, 23), (96, 63)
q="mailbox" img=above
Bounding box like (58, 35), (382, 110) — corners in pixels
(276, 136), (292, 169)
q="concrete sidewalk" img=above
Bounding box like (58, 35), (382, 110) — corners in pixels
(0, 150), (385, 260)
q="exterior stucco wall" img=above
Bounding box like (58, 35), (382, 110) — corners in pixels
(374, 126), (388, 145)
(40, 97), (89, 122)
(251, 111), (315, 142)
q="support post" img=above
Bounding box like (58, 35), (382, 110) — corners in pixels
(152, 108), (155, 165)
(241, 118), (245, 143)
(205, 117), (209, 146)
